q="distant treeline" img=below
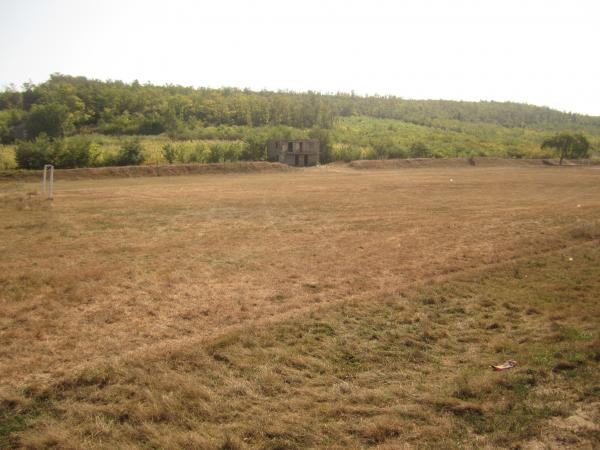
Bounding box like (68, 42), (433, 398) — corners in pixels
(2, 74), (600, 145)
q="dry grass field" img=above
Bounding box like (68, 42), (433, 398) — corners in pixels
(1, 163), (599, 449)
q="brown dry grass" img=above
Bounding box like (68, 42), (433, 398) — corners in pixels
(1, 165), (600, 448)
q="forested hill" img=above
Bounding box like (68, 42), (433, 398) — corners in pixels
(1, 74), (600, 143)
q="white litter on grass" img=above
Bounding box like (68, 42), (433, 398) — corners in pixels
(450, 178), (454, 182)
(577, 204), (582, 208)
(569, 257), (574, 261)
(491, 360), (517, 371)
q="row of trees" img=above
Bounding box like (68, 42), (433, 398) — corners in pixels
(15, 135), (145, 169)
(13, 130), (589, 170)
(0, 75), (337, 143)
(2, 74), (600, 144)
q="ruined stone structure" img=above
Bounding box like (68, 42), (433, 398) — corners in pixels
(267, 139), (320, 166)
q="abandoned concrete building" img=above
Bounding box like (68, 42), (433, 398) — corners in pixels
(267, 139), (320, 166)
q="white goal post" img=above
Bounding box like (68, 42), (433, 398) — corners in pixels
(42, 164), (54, 200)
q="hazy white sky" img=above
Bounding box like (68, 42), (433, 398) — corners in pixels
(1, 0), (599, 115)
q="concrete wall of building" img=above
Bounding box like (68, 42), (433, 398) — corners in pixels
(281, 152), (319, 166)
(267, 139), (320, 166)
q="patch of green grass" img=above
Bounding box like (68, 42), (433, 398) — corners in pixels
(0, 397), (48, 449)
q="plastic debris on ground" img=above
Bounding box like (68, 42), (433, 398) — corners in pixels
(491, 360), (518, 371)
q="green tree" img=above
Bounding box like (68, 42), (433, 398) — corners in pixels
(0, 110), (14, 144)
(241, 134), (267, 160)
(15, 135), (97, 169)
(57, 137), (96, 168)
(162, 144), (177, 164)
(409, 141), (433, 158)
(309, 128), (333, 164)
(15, 134), (58, 169)
(25, 103), (71, 138)
(541, 133), (590, 165)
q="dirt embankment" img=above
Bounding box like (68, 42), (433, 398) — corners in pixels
(2, 158), (599, 182)
(348, 157), (600, 170)
(0, 161), (293, 182)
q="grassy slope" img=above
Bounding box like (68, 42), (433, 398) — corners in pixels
(2, 238), (599, 448)
(333, 116), (600, 160)
(331, 117), (563, 159)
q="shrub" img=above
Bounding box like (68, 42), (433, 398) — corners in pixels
(207, 143), (223, 163)
(15, 134), (57, 169)
(201, 141), (246, 163)
(335, 144), (363, 162)
(371, 138), (407, 159)
(309, 128), (333, 164)
(388, 144), (408, 159)
(189, 142), (208, 163)
(98, 111), (141, 135)
(409, 141), (433, 158)
(222, 142), (243, 162)
(162, 144), (176, 164)
(173, 143), (188, 163)
(506, 147), (525, 159)
(57, 137), (96, 168)
(138, 114), (166, 135)
(25, 103), (71, 138)
(371, 141), (389, 159)
(241, 135), (266, 161)
(15, 135), (98, 169)
(109, 139), (145, 166)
